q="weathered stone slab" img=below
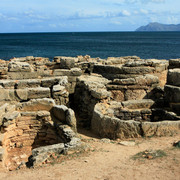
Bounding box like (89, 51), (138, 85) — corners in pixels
(16, 79), (41, 88)
(15, 89), (28, 101)
(167, 69), (180, 87)
(122, 66), (155, 74)
(122, 99), (155, 109)
(18, 98), (55, 111)
(165, 85), (180, 103)
(27, 143), (65, 167)
(169, 59), (180, 69)
(28, 87), (50, 99)
(91, 88), (111, 100)
(142, 121), (180, 137)
(113, 78), (136, 85)
(0, 89), (10, 101)
(52, 105), (68, 122)
(125, 89), (147, 100)
(0, 80), (16, 88)
(8, 62), (33, 72)
(53, 68), (82, 77)
(8, 72), (39, 80)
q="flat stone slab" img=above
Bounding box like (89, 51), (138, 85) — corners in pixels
(122, 99), (155, 109)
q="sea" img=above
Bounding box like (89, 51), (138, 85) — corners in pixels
(0, 32), (180, 60)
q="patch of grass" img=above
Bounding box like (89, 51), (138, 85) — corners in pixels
(132, 149), (167, 160)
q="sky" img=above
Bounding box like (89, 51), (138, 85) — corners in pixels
(0, 0), (179, 33)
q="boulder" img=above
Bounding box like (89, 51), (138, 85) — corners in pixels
(59, 57), (75, 69)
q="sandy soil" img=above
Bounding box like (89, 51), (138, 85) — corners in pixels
(0, 129), (179, 180)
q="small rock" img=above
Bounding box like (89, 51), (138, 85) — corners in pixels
(118, 141), (136, 146)
(100, 138), (111, 143)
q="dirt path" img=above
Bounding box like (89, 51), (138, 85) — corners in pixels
(0, 130), (179, 180)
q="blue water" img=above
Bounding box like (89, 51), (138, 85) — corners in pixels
(0, 32), (180, 60)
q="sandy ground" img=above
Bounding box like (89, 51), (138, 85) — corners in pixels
(0, 129), (179, 180)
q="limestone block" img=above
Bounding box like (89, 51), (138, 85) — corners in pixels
(59, 57), (75, 69)
(16, 79), (41, 88)
(0, 89), (10, 101)
(27, 143), (65, 167)
(0, 80), (15, 88)
(169, 59), (180, 69)
(122, 99), (155, 109)
(66, 109), (77, 132)
(2, 111), (20, 127)
(167, 69), (180, 87)
(28, 87), (50, 99)
(142, 121), (180, 137)
(8, 72), (39, 80)
(70, 68), (82, 76)
(53, 69), (72, 76)
(15, 89), (28, 101)
(155, 64), (167, 72)
(18, 98), (55, 111)
(94, 65), (124, 74)
(52, 105), (68, 122)
(91, 88), (111, 100)
(52, 85), (66, 93)
(116, 120), (141, 139)
(41, 78), (58, 87)
(111, 90), (125, 102)
(164, 85), (180, 103)
(113, 78), (136, 85)
(8, 62), (33, 72)
(125, 89), (147, 100)
(122, 66), (155, 74)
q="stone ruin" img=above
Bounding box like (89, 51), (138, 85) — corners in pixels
(0, 55), (179, 170)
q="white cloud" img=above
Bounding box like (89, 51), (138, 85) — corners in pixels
(121, 10), (131, 16)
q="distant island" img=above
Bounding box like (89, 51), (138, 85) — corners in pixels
(136, 22), (180, 31)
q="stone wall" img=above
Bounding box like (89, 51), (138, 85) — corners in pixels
(165, 59), (180, 115)
(1, 99), (78, 170)
(0, 55), (179, 170)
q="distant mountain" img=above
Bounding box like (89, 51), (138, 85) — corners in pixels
(136, 22), (180, 31)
